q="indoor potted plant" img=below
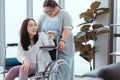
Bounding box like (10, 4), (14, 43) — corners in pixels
(74, 1), (110, 70)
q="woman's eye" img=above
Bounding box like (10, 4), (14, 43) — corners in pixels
(34, 24), (37, 26)
(29, 24), (33, 27)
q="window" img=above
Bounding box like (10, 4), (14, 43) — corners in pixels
(33, 0), (44, 21)
(112, 0), (120, 62)
(5, 0), (26, 57)
(115, 0), (120, 61)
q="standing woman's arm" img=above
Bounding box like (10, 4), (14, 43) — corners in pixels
(58, 11), (73, 51)
(59, 28), (71, 51)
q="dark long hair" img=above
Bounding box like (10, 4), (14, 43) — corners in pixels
(43, 0), (61, 8)
(20, 18), (38, 51)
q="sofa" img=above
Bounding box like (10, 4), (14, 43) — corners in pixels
(80, 62), (120, 80)
(5, 57), (21, 70)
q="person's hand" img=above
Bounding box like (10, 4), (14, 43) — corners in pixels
(47, 31), (57, 40)
(58, 40), (65, 51)
(23, 59), (30, 73)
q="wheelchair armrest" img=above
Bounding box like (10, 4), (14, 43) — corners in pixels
(39, 45), (57, 49)
(7, 43), (18, 47)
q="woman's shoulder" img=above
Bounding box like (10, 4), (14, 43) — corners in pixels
(59, 9), (71, 17)
(38, 14), (47, 21)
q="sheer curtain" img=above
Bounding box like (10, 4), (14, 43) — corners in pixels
(5, 0), (26, 58)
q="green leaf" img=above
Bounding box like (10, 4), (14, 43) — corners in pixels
(80, 9), (94, 22)
(95, 11), (109, 18)
(84, 44), (92, 52)
(74, 37), (85, 52)
(80, 54), (91, 62)
(76, 31), (86, 38)
(92, 24), (104, 29)
(80, 46), (96, 62)
(86, 9), (94, 18)
(85, 10), (94, 22)
(76, 22), (91, 27)
(96, 8), (110, 13)
(81, 25), (91, 31)
(96, 29), (110, 35)
(90, 1), (101, 10)
(74, 36), (78, 41)
(76, 1), (110, 63)
(85, 31), (97, 40)
(74, 42), (82, 52)
(95, 8), (110, 18)
(80, 12), (86, 18)
(84, 17), (93, 23)
(79, 35), (89, 42)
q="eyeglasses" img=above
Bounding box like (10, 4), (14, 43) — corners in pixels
(44, 8), (55, 14)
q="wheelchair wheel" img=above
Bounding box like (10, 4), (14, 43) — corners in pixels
(47, 59), (72, 80)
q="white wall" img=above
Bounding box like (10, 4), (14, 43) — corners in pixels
(95, 0), (110, 68)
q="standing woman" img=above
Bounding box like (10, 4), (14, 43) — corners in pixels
(5, 18), (55, 80)
(38, 0), (75, 80)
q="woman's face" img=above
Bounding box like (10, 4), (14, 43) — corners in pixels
(27, 20), (38, 39)
(43, 7), (56, 17)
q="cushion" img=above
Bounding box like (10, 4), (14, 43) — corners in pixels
(81, 62), (120, 80)
(81, 68), (106, 77)
(102, 62), (120, 80)
(6, 57), (21, 69)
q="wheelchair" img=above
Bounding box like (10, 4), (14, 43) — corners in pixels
(3, 38), (72, 80)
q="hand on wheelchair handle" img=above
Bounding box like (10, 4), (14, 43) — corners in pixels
(58, 41), (65, 51)
(47, 31), (57, 40)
